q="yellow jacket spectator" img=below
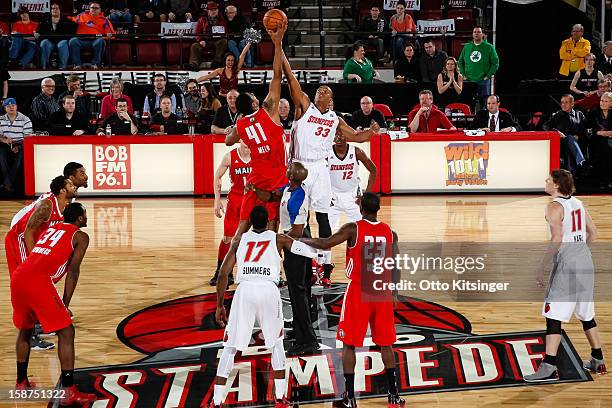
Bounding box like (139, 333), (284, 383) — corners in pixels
(559, 24), (591, 77)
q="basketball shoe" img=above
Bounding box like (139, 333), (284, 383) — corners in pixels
(332, 392), (357, 407)
(388, 393), (406, 408)
(16, 378), (36, 389)
(275, 397), (291, 407)
(584, 357), (607, 374)
(523, 362), (559, 382)
(61, 385), (97, 405)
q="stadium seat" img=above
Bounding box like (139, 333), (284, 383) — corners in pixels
(448, 9), (474, 32)
(373, 103), (393, 117)
(420, 0), (443, 10)
(0, 22), (9, 35)
(451, 36), (471, 58)
(108, 40), (132, 66)
(164, 39), (193, 66)
(445, 103), (471, 115)
(419, 10), (443, 20)
(230, 0), (255, 21)
(242, 71), (268, 84)
(303, 71), (329, 84)
(256, 40), (274, 65)
(135, 40), (163, 66)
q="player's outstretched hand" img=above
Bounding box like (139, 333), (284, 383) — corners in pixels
(214, 199), (225, 218)
(267, 21), (288, 45)
(215, 305), (228, 327)
(370, 120), (381, 134)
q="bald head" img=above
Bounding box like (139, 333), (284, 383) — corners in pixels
(287, 162), (308, 184)
(360, 96), (373, 115)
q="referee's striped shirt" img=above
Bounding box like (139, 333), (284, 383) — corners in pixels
(0, 112), (33, 143)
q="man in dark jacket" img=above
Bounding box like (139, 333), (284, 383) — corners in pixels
(350, 96), (386, 129)
(189, 1), (228, 69)
(419, 39), (447, 83)
(49, 95), (90, 135)
(38, 3), (77, 69)
(357, 5), (386, 62)
(225, 5), (252, 68)
(470, 95), (520, 132)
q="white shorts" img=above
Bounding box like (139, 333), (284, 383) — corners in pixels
(223, 280), (284, 351)
(298, 160), (332, 213)
(542, 301), (595, 323)
(328, 191), (361, 231)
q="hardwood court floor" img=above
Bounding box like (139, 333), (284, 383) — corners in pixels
(0, 195), (610, 407)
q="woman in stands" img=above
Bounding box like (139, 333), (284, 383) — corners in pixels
(343, 42), (380, 84)
(196, 83), (222, 133)
(570, 53), (604, 98)
(196, 45), (251, 99)
(436, 57), (464, 109)
(394, 43), (420, 83)
(390, 0), (416, 61)
(100, 78), (134, 119)
(589, 92), (612, 189)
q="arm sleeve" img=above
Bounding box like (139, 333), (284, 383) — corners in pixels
(290, 240), (321, 259)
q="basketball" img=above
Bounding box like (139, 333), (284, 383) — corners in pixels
(263, 9), (287, 31)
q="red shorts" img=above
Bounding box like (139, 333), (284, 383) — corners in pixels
(240, 168), (287, 222)
(224, 192), (242, 237)
(11, 270), (72, 333)
(337, 280), (396, 347)
(5, 231), (27, 278)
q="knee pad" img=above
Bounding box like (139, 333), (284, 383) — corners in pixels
(315, 212), (331, 238)
(546, 318), (562, 335)
(217, 347), (237, 379)
(581, 318), (597, 331)
(271, 337), (286, 371)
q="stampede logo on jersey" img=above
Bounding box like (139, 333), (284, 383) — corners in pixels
(445, 142), (489, 187)
(65, 284), (591, 407)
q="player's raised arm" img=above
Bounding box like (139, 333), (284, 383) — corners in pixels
(355, 146), (377, 192)
(62, 231), (90, 308)
(216, 239), (240, 327)
(214, 152), (232, 218)
(300, 222), (357, 249)
(23, 199), (52, 252)
(339, 116), (380, 143)
(263, 21), (287, 123)
(281, 49), (309, 120)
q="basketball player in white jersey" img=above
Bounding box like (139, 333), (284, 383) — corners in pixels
(328, 131), (378, 231)
(525, 170), (606, 382)
(281, 54), (381, 283)
(209, 206), (323, 408)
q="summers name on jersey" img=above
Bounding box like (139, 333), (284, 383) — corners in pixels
(235, 230), (281, 282)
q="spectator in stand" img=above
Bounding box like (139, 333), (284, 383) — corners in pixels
(389, 1), (416, 60)
(49, 95), (90, 135)
(195, 82), (221, 133)
(351, 96), (386, 129)
(420, 39), (447, 83)
(182, 79), (200, 116)
(143, 73), (178, 115)
(437, 57), (464, 109)
(458, 26), (499, 105)
(595, 41), (612, 78)
(343, 42), (380, 84)
(167, 0), (197, 22)
(189, 1), (228, 70)
(211, 89), (239, 134)
(197, 47), (250, 98)
(394, 43), (420, 82)
(8, 7), (38, 69)
(570, 53), (604, 97)
(100, 77), (133, 119)
(0, 98), (32, 193)
(588, 91), (612, 188)
(69, 2), (116, 69)
(575, 79), (611, 112)
(408, 90), (456, 133)
(97, 98), (139, 135)
(543, 94), (591, 175)
(135, 0), (169, 23)
(150, 95), (187, 134)
(105, 0), (138, 27)
(0, 69), (10, 100)
(58, 74), (91, 117)
(225, 5), (253, 68)
(559, 24), (591, 78)
(31, 78), (61, 131)
(279, 98), (293, 130)
(471, 95), (519, 132)
(357, 5), (386, 63)
(39, 3), (77, 70)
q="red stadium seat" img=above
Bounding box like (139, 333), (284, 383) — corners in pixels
(419, 10), (443, 20)
(451, 36), (471, 58)
(447, 9), (473, 19)
(445, 103), (471, 115)
(256, 40), (274, 65)
(135, 40), (163, 66)
(137, 22), (161, 35)
(0, 21), (9, 35)
(164, 39), (193, 66)
(108, 40), (132, 66)
(448, 9), (474, 32)
(420, 0), (443, 10)
(230, 0), (254, 20)
(373, 103), (393, 117)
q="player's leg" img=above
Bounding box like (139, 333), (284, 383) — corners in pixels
(524, 316), (562, 382)
(372, 300), (403, 407)
(578, 302), (607, 373)
(211, 197), (241, 286)
(212, 346), (238, 407)
(15, 328), (33, 387)
(339, 344), (357, 405)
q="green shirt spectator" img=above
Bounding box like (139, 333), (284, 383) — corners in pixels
(343, 43), (380, 84)
(457, 26), (499, 104)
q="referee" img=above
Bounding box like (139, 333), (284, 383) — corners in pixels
(248, 162), (320, 355)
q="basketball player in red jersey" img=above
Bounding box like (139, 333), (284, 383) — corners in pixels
(225, 22), (289, 238)
(11, 202), (96, 405)
(5, 175), (76, 277)
(300, 193), (405, 408)
(280, 52), (380, 287)
(210, 140), (252, 286)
